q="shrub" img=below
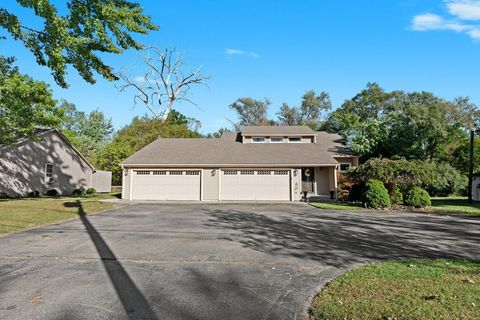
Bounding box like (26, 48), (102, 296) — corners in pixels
(72, 189), (83, 197)
(404, 186), (431, 208)
(348, 183), (364, 202)
(85, 188), (97, 195)
(28, 190), (40, 198)
(46, 189), (58, 197)
(389, 186), (403, 205)
(0, 192), (9, 199)
(362, 179), (391, 209)
(423, 162), (467, 196)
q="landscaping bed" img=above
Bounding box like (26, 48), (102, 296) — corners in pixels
(310, 259), (480, 320)
(0, 195), (116, 235)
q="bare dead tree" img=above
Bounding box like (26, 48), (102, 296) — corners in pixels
(117, 47), (209, 120)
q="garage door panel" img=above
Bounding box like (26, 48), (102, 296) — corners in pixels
(132, 170), (200, 200)
(221, 169), (290, 201)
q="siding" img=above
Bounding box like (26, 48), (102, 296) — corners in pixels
(0, 131), (93, 196)
(92, 170), (112, 193)
(315, 167), (330, 195)
(292, 168), (302, 201)
(122, 169), (131, 199)
(202, 168), (219, 201)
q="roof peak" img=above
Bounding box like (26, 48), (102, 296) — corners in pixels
(240, 125), (316, 135)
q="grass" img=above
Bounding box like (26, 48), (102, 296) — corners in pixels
(0, 194), (117, 235)
(310, 259), (480, 320)
(310, 202), (365, 211)
(429, 196), (480, 216)
(311, 196), (480, 217)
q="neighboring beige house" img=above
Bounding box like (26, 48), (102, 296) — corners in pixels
(0, 128), (112, 197)
(121, 126), (358, 201)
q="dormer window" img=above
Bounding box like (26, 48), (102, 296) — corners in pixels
(252, 137), (265, 143)
(288, 137), (301, 143)
(270, 137), (284, 143)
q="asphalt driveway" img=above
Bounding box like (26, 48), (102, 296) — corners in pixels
(0, 203), (479, 320)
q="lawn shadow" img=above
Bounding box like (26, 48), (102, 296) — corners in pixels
(64, 201), (158, 320)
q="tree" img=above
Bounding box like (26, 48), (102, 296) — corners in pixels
(206, 127), (231, 138)
(60, 101), (113, 162)
(99, 110), (201, 183)
(0, 0), (158, 88)
(229, 97), (271, 127)
(117, 47), (209, 120)
(277, 90), (331, 126)
(0, 56), (62, 144)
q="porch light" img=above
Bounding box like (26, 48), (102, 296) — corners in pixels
(293, 169), (298, 177)
(211, 169), (216, 176)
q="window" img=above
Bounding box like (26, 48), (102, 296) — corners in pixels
(339, 163), (350, 172)
(169, 171), (183, 175)
(288, 137), (301, 143)
(274, 170), (289, 175)
(257, 170), (272, 175)
(136, 170), (151, 175)
(252, 137), (265, 143)
(185, 171), (200, 175)
(223, 170), (238, 175)
(240, 170), (254, 175)
(45, 163), (54, 182)
(152, 171), (167, 175)
(270, 137), (284, 143)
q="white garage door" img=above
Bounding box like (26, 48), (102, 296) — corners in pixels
(221, 170), (291, 201)
(132, 170), (201, 200)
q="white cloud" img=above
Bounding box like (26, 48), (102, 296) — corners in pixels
(447, 0), (480, 20)
(411, 2), (480, 40)
(225, 48), (260, 58)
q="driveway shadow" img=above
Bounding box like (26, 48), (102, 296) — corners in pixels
(202, 206), (480, 267)
(64, 201), (158, 320)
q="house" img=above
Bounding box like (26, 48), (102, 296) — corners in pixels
(0, 128), (112, 197)
(120, 126), (358, 201)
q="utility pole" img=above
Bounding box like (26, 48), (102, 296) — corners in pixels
(468, 129), (474, 204)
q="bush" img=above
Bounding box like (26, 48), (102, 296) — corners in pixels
(423, 162), (467, 196)
(362, 179), (391, 209)
(72, 189), (83, 197)
(389, 186), (403, 205)
(85, 188), (97, 195)
(0, 192), (9, 199)
(404, 186), (431, 208)
(28, 190), (40, 198)
(45, 189), (58, 197)
(348, 184), (364, 202)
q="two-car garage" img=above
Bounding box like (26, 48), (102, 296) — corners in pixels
(128, 168), (293, 201)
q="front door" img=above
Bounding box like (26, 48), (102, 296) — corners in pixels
(301, 167), (315, 193)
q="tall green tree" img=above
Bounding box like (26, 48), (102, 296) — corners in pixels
(0, 0), (158, 87)
(229, 97), (271, 127)
(60, 101), (113, 162)
(0, 56), (62, 144)
(277, 90), (331, 126)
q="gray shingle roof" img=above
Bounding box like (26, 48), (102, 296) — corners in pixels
(240, 126), (316, 135)
(121, 130), (354, 166)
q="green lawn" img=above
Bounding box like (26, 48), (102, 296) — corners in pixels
(310, 259), (480, 320)
(430, 197), (480, 216)
(0, 195), (116, 235)
(310, 202), (365, 211)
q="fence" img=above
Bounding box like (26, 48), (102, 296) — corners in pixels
(92, 170), (112, 193)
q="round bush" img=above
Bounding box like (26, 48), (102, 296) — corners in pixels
(72, 189), (83, 197)
(45, 189), (58, 197)
(362, 179), (391, 209)
(389, 186), (403, 205)
(404, 186), (431, 208)
(0, 192), (10, 199)
(85, 188), (97, 195)
(28, 190), (40, 198)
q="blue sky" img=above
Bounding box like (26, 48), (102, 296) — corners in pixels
(2, 0), (480, 134)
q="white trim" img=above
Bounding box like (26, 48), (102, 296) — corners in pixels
(45, 163), (54, 184)
(200, 169), (204, 201)
(129, 168), (134, 200)
(218, 168), (221, 201)
(290, 169), (294, 201)
(121, 163), (339, 168)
